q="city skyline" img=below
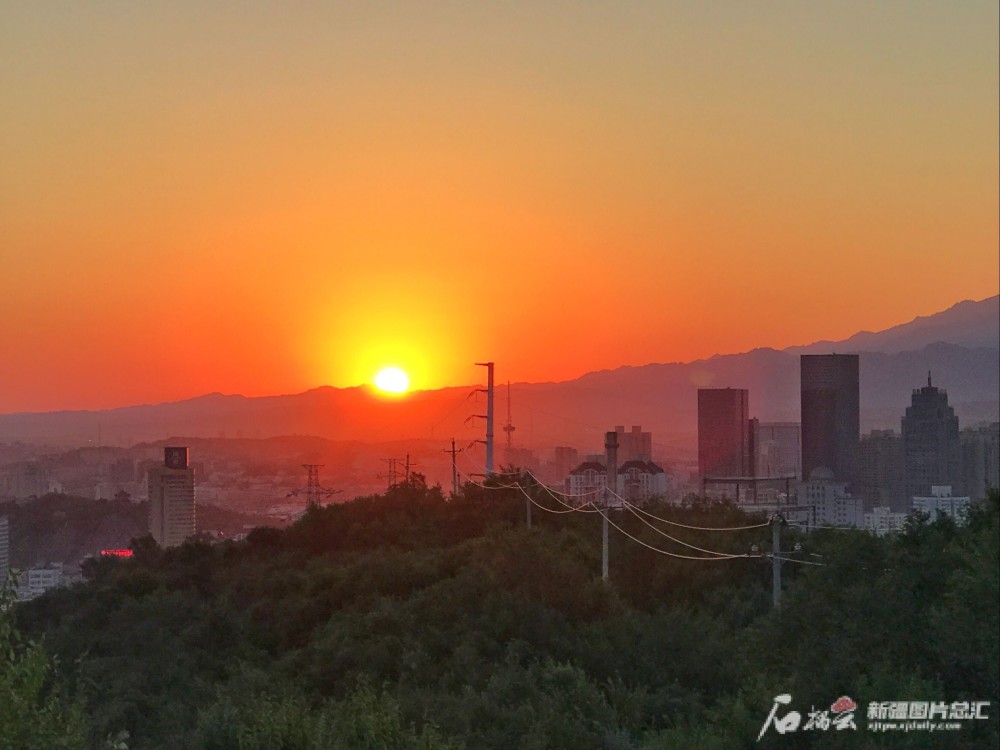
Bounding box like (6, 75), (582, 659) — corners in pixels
(2, 3), (997, 413)
(2, 6), (996, 746)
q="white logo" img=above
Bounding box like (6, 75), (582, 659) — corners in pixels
(759, 694), (990, 740)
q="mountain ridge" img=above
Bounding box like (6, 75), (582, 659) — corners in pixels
(0, 297), (996, 449)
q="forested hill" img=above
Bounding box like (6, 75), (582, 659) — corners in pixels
(8, 479), (1000, 749)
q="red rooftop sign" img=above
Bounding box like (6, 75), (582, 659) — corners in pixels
(100, 549), (133, 557)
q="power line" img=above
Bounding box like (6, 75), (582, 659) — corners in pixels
(509, 483), (764, 562)
(524, 471), (602, 500)
(459, 473), (771, 564)
(621, 503), (748, 558)
(598, 483), (771, 532)
(515, 484), (594, 515)
(600, 504), (764, 562)
(770, 554), (825, 566)
(519, 476), (603, 513)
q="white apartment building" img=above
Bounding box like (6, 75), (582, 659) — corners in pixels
(912, 485), (971, 523)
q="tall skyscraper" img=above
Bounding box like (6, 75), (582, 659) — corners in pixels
(147, 447), (195, 548)
(801, 354), (860, 487)
(859, 429), (906, 512)
(698, 388), (751, 478)
(902, 374), (961, 504)
(0, 515), (9, 587)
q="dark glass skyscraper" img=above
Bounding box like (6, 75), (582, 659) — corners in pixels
(902, 374), (961, 504)
(800, 354), (860, 488)
(698, 388), (751, 478)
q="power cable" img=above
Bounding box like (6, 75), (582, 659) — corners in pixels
(621, 502), (748, 558)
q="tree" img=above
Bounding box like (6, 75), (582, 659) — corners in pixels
(0, 585), (88, 750)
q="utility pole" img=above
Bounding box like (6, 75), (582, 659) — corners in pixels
(403, 453), (418, 483)
(601, 510), (609, 581)
(526, 479), (532, 530)
(600, 430), (618, 582)
(772, 513), (783, 608)
(474, 362), (495, 475)
(444, 439), (462, 497)
(379, 458), (401, 490)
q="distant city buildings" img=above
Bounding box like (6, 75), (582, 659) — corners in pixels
(859, 429), (906, 513)
(1, 463), (62, 500)
(800, 354), (860, 489)
(565, 459), (668, 503)
(753, 421), (801, 479)
(564, 428), (668, 503)
(902, 374), (961, 504)
(615, 425), (653, 463)
(552, 447), (579, 483)
(15, 563), (66, 601)
(618, 460), (670, 501)
(566, 461), (607, 498)
(698, 388), (752, 479)
(147, 447), (196, 547)
(864, 506), (908, 537)
(960, 422), (999, 501)
(799, 467), (864, 529)
(912, 485), (971, 522)
(503, 447), (539, 473)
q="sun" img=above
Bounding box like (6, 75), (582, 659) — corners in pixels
(373, 366), (410, 394)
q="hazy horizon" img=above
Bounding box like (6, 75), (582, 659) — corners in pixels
(3, 2), (997, 413)
(0, 292), (995, 415)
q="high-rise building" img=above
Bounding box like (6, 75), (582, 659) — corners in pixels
(902, 374), (961, 505)
(698, 388), (751, 479)
(147, 447), (195, 548)
(753, 422), (801, 479)
(859, 429), (906, 513)
(614, 425), (653, 462)
(0, 515), (9, 587)
(800, 354), (860, 488)
(961, 423), (1000, 502)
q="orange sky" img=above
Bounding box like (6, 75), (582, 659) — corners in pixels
(1, 2), (997, 413)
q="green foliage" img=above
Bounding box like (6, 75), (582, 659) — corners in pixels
(195, 685), (458, 750)
(0, 584), (88, 750)
(13, 486), (1000, 749)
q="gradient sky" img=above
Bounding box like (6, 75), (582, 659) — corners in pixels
(2, 1), (997, 413)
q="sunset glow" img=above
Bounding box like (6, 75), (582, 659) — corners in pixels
(0, 3), (996, 413)
(374, 367), (410, 395)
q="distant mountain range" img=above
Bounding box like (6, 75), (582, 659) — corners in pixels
(1, 296), (996, 456)
(787, 295), (999, 354)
